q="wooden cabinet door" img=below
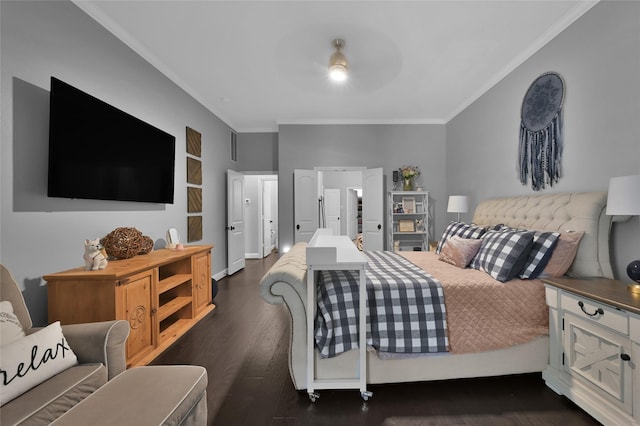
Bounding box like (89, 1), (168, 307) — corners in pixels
(563, 313), (632, 413)
(192, 251), (211, 313)
(118, 270), (155, 364)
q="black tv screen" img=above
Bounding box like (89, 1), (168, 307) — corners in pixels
(48, 77), (175, 204)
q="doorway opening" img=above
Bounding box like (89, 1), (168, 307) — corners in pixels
(242, 174), (279, 260)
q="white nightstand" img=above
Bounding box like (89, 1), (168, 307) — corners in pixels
(542, 277), (640, 426)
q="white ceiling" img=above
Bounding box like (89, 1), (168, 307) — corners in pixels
(76, 1), (598, 132)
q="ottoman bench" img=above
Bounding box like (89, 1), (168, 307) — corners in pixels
(51, 365), (208, 426)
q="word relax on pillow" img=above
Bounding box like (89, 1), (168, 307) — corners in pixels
(0, 321), (78, 406)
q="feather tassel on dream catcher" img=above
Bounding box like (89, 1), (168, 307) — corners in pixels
(518, 72), (565, 191)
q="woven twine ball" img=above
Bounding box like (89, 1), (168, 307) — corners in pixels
(102, 227), (154, 259)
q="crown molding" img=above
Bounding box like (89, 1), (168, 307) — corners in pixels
(72, 1), (238, 131)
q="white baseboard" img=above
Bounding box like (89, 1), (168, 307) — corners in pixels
(212, 270), (226, 281)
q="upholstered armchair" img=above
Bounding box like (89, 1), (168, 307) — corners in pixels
(0, 264), (129, 424)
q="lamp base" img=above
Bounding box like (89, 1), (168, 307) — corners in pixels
(627, 260), (640, 283)
(628, 283), (640, 294)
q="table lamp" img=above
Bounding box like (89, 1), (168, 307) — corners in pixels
(606, 174), (640, 293)
(447, 196), (469, 222)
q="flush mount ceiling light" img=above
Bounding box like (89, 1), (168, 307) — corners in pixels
(328, 39), (348, 82)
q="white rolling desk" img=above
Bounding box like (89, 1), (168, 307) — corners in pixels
(305, 229), (372, 402)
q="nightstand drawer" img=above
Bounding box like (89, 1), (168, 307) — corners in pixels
(561, 292), (628, 335)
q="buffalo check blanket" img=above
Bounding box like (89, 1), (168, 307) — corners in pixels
(314, 251), (448, 358)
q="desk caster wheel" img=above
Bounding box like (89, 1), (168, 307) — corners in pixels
(361, 391), (373, 401)
(308, 392), (319, 402)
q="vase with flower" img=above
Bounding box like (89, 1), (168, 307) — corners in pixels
(400, 166), (420, 191)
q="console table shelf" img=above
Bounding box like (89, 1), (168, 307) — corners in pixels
(157, 296), (192, 322)
(45, 245), (214, 367)
(158, 274), (192, 294)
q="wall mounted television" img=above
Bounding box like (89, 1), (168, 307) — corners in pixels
(48, 77), (175, 204)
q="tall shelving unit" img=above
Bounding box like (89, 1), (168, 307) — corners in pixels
(387, 191), (429, 252)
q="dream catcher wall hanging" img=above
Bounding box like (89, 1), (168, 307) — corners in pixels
(518, 72), (565, 191)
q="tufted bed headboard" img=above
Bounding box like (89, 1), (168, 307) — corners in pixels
(472, 192), (612, 278)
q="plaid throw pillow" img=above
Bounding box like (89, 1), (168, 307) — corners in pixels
(469, 230), (535, 282)
(435, 221), (487, 254)
(488, 226), (561, 279)
(518, 231), (560, 279)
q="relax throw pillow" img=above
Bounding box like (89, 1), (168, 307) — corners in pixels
(0, 301), (25, 346)
(0, 321), (78, 406)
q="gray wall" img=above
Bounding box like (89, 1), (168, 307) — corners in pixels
(445, 1), (640, 281)
(1, 1), (234, 325)
(278, 124), (446, 252)
(237, 132), (279, 172)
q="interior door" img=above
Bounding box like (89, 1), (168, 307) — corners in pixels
(323, 188), (341, 235)
(347, 189), (359, 240)
(262, 179), (277, 257)
(294, 169), (318, 243)
(363, 168), (384, 250)
(227, 169), (245, 275)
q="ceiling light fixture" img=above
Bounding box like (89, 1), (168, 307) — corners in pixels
(328, 39), (348, 82)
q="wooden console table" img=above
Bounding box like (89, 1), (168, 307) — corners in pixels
(45, 245), (214, 367)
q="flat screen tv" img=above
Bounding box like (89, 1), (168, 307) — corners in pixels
(48, 77), (175, 204)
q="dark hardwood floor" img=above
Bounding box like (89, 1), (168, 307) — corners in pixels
(152, 253), (600, 425)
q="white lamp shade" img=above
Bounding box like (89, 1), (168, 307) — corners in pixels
(606, 175), (640, 215)
(447, 196), (469, 213)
